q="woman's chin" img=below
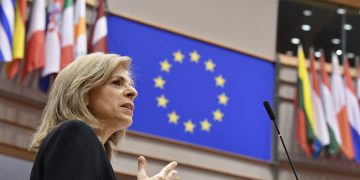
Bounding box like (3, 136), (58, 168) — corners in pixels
(118, 116), (133, 128)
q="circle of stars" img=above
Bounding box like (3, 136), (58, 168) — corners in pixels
(153, 50), (229, 134)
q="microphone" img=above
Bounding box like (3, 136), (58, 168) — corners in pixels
(263, 101), (276, 121)
(263, 101), (299, 180)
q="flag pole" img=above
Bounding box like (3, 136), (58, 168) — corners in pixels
(340, 8), (346, 63)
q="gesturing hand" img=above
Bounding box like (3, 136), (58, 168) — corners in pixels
(137, 156), (178, 180)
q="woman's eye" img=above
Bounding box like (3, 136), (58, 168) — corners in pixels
(112, 80), (121, 85)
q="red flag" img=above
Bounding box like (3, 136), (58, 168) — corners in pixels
(88, 0), (108, 53)
(22, 0), (46, 80)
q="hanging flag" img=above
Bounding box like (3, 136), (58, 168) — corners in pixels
(309, 48), (330, 158)
(60, 0), (74, 69)
(343, 56), (360, 163)
(22, 0), (46, 80)
(0, 0), (15, 62)
(7, 0), (26, 80)
(39, 0), (63, 92)
(42, 0), (62, 77)
(108, 14), (274, 161)
(74, 0), (87, 57)
(88, 0), (108, 53)
(357, 57), (360, 107)
(355, 56), (360, 103)
(319, 50), (342, 154)
(331, 53), (354, 159)
(295, 45), (315, 156)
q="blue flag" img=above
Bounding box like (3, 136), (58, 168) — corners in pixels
(108, 15), (274, 161)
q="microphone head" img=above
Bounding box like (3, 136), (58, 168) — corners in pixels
(263, 101), (276, 121)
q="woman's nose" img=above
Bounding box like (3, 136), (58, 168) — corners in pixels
(125, 86), (138, 100)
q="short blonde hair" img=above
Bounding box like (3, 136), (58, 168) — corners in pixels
(30, 52), (132, 158)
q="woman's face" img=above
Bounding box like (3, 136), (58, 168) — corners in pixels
(88, 65), (138, 130)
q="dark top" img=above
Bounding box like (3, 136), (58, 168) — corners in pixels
(30, 120), (117, 180)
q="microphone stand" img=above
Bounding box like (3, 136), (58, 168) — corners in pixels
(263, 101), (299, 180)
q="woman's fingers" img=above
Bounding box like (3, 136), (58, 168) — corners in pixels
(137, 156), (148, 179)
(166, 170), (178, 180)
(158, 161), (177, 177)
(138, 157), (178, 180)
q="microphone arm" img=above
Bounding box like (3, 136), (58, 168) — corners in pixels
(263, 101), (299, 180)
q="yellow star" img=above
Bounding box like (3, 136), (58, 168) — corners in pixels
(168, 111), (180, 124)
(160, 60), (172, 72)
(200, 119), (212, 132)
(215, 75), (226, 87)
(189, 50), (201, 63)
(154, 76), (166, 89)
(157, 95), (169, 108)
(173, 50), (184, 63)
(204, 59), (216, 72)
(184, 120), (195, 133)
(213, 109), (224, 122)
(218, 93), (229, 106)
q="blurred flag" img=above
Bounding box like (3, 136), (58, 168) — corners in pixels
(309, 48), (329, 158)
(74, 0), (87, 57)
(0, 0), (15, 62)
(319, 50), (341, 154)
(42, 0), (62, 77)
(60, 0), (74, 69)
(7, 0), (26, 79)
(39, 0), (62, 92)
(88, 0), (108, 53)
(22, 0), (46, 80)
(343, 57), (360, 163)
(357, 57), (360, 104)
(295, 45), (314, 156)
(107, 15), (274, 161)
(332, 53), (354, 159)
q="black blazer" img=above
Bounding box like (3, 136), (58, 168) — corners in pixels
(30, 120), (117, 180)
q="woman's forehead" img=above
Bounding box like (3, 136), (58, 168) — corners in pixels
(111, 65), (128, 76)
(111, 70), (129, 78)
(110, 66), (133, 84)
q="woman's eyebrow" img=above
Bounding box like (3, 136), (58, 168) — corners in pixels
(112, 75), (126, 80)
(111, 74), (134, 86)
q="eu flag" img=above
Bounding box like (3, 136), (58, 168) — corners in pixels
(108, 15), (275, 161)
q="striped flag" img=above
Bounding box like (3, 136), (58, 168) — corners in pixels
(22, 0), (46, 80)
(357, 58), (360, 161)
(60, 0), (74, 69)
(319, 50), (341, 154)
(74, 0), (87, 57)
(331, 53), (354, 159)
(357, 57), (360, 108)
(309, 49), (329, 158)
(0, 0), (15, 62)
(39, 0), (63, 93)
(357, 58), (360, 102)
(343, 57), (360, 163)
(6, 0), (26, 79)
(88, 0), (108, 53)
(42, 0), (62, 77)
(295, 45), (315, 156)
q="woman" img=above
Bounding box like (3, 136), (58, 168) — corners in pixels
(29, 53), (178, 180)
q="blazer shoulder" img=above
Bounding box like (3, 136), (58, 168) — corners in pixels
(33, 120), (104, 180)
(57, 120), (94, 133)
(42, 120), (99, 147)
